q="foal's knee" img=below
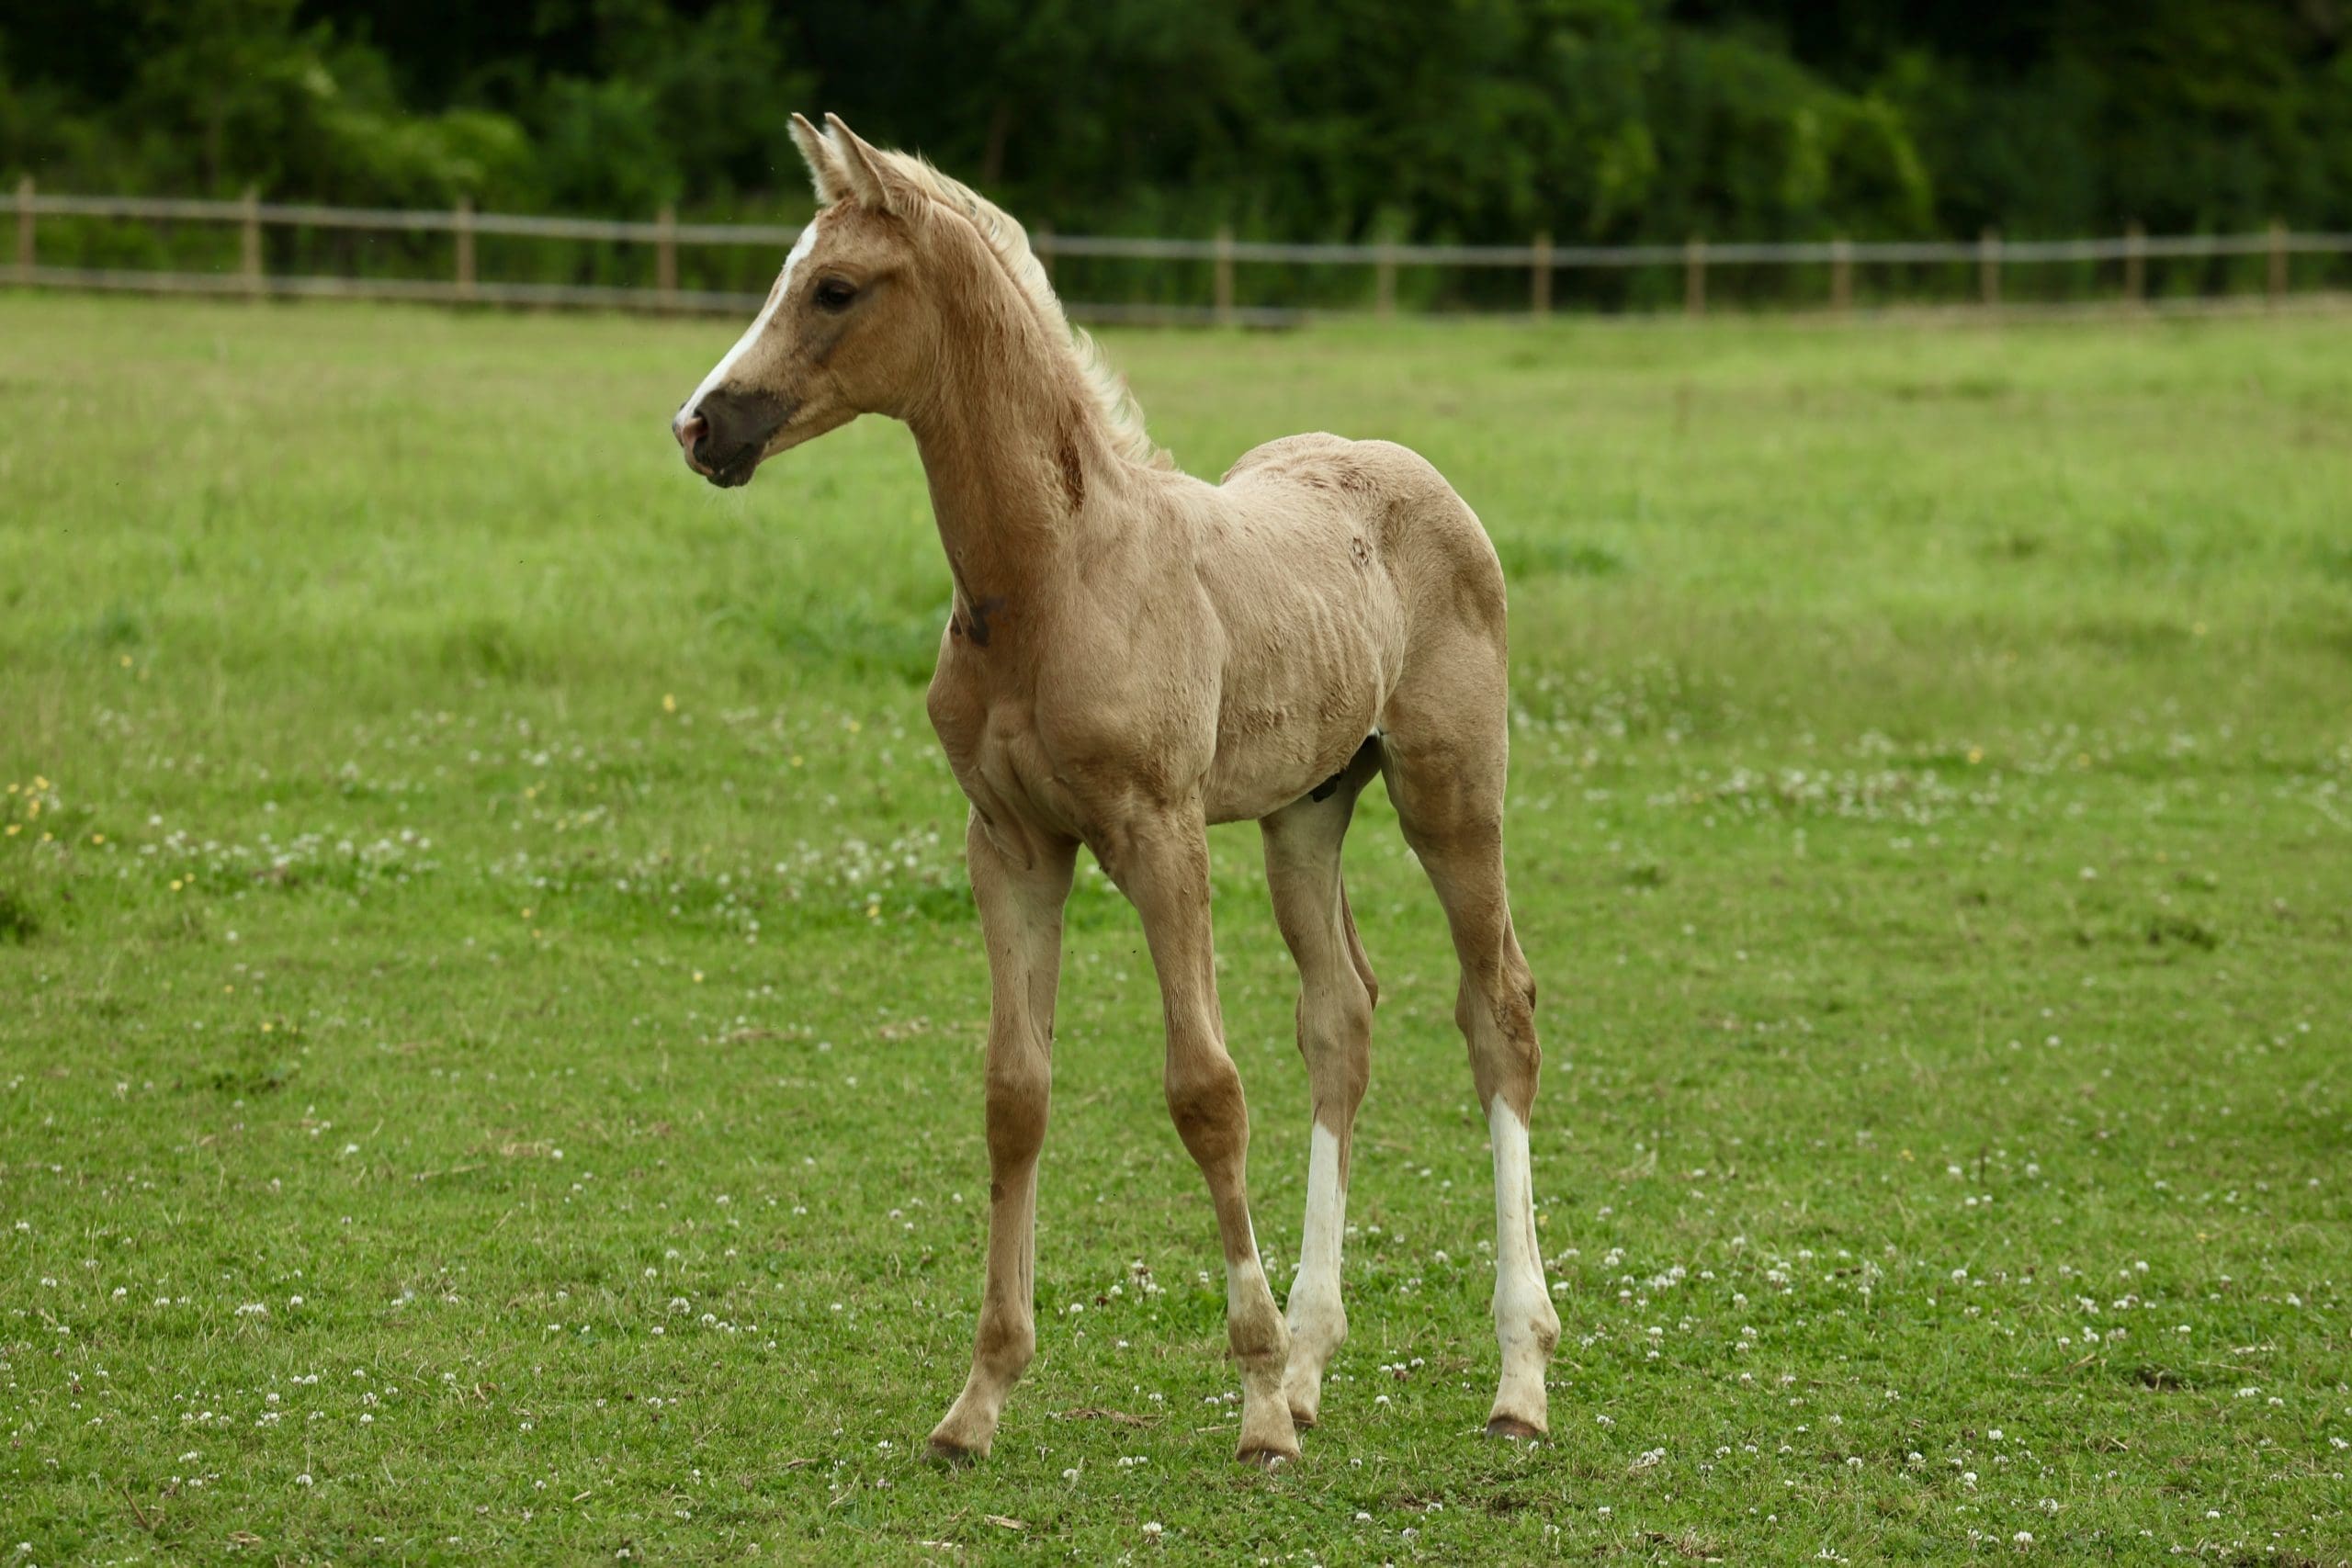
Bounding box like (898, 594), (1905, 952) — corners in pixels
(983, 1041), (1050, 1169)
(1165, 1043), (1250, 1172)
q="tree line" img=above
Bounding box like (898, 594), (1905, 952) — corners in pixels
(5, 0), (2347, 246)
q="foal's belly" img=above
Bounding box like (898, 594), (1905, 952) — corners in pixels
(1203, 717), (1381, 824)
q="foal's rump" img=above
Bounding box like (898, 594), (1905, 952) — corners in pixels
(1221, 432), (1508, 647)
(1198, 434), (1509, 821)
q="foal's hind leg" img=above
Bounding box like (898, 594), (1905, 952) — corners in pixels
(1259, 748), (1381, 1427)
(1383, 667), (1561, 1439)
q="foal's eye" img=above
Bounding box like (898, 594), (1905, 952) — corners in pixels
(813, 278), (858, 312)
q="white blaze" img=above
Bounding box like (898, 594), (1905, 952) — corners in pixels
(684, 212), (825, 414)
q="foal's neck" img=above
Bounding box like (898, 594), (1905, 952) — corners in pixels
(905, 278), (1115, 639)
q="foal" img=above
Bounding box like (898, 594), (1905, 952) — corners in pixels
(672, 116), (1559, 1466)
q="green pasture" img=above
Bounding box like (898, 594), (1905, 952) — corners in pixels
(2, 293), (2347, 1563)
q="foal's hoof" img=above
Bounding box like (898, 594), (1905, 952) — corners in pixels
(1236, 1438), (1300, 1471)
(1485, 1413), (1544, 1442)
(926, 1434), (987, 1466)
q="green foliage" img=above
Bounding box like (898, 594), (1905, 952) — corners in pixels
(1648, 26), (1936, 239)
(7, 0), (531, 203)
(3, 2), (2346, 243)
(533, 0), (811, 212)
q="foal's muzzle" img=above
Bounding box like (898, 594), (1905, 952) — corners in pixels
(673, 386), (791, 488)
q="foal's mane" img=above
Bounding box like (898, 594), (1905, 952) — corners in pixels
(844, 138), (1169, 470)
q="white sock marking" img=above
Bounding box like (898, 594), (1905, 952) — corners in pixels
(1288, 1122), (1347, 1351)
(1296, 1122), (1344, 1290)
(1487, 1096), (1552, 1341)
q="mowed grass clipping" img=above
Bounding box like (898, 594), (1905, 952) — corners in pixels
(2, 293), (2348, 1565)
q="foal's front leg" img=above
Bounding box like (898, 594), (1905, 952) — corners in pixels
(928, 814), (1077, 1462)
(1102, 807), (1300, 1466)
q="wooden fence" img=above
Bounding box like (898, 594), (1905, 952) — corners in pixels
(10, 179), (2352, 325)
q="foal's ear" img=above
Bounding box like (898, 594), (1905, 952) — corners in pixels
(790, 112), (850, 205)
(823, 113), (916, 218)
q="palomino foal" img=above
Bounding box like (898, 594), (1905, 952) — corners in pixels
(672, 116), (1560, 1466)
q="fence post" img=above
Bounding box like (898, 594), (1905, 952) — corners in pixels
(13, 175), (30, 276)
(1035, 224), (1054, 286)
(1374, 240), (1396, 319)
(1531, 231), (1552, 317)
(454, 196), (477, 300)
(1978, 228), (2000, 309)
(239, 186), (263, 298)
(1830, 236), (1852, 312)
(2124, 220), (2145, 305)
(2267, 219), (2287, 305)
(1213, 225), (1234, 325)
(655, 203), (677, 304)
(1684, 236), (1706, 317)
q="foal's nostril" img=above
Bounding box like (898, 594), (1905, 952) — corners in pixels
(673, 410), (709, 452)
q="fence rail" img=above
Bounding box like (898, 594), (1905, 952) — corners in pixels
(10, 179), (2352, 324)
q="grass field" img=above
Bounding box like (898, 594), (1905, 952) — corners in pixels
(3, 292), (2348, 1564)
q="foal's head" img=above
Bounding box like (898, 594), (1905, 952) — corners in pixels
(672, 115), (945, 487)
(673, 116), (1159, 487)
